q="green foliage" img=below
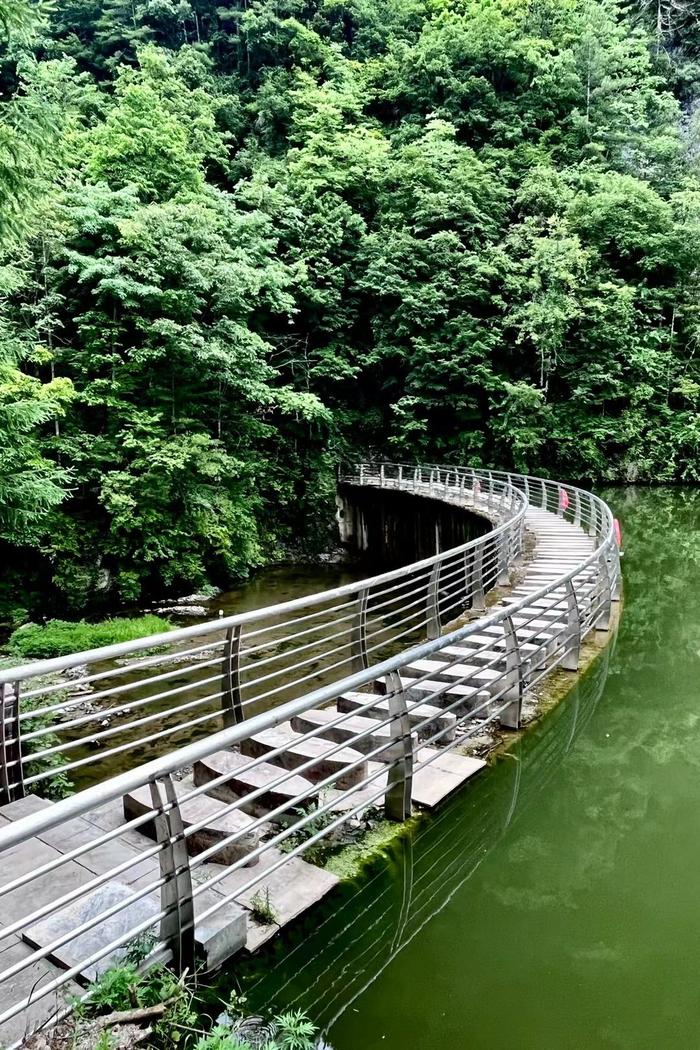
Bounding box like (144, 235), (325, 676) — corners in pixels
(193, 1012), (316, 1050)
(82, 961), (197, 1043)
(273, 1010), (316, 1050)
(83, 963), (141, 1013)
(0, 657), (74, 797)
(94, 1031), (115, 1050)
(278, 802), (338, 864)
(194, 1029), (252, 1050)
(7, 614), (171, 658)
(0, 0), (700, 621)
(249, 887), (279, 926)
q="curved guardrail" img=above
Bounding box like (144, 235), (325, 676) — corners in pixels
(0, 464), (621, 1042)
(0, 464), (527, 801)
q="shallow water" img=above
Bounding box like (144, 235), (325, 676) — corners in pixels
(235, 487), (700, 1050)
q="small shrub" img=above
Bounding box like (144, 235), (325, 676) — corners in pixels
(83, 964), (140, 1013)
(123, 932), (158, 966)
(274, 1010), (316, 1050)
(8, 615), (172, 660)
(278, 803), (337, 864)
(250, 888), (279, 926)
(193, 1027), (251, 1050)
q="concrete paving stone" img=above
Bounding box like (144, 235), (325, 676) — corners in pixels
(81, 798), (158, 851)
(0, 936), (80, 1048)
(412, 749), (485, 808)
(191, 887), (247, 970)
(23, 881), (160, 983)
(0, 836), (69, 889)
(201, 846), (339, 953)
(75, 841), (161, 888)
(36, 814), (101, 850)
(1, 855), (97, 921)
(0, 795), (52, 822)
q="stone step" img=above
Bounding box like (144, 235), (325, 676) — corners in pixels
(240, 724), (367, 789)
(193, 750), (318, 821)
(440, 643), (510, 668)
(402, 658), (501, 692)
(381, 675), (490, 713)
(482, 623), (555, 644)
(337, 691), (457, 742)
(511, 605), (566, 621)
(290, 708), (401, 761)
(123, 778), (260, 867)
(442, 639), (546, 669)
(509, 615), (565, 633)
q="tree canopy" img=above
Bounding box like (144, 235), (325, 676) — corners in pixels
(0, 0), (699, 620)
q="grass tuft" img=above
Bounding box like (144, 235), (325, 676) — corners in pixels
(7, 615), (172, 660)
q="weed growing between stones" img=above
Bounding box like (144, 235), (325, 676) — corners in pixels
(249, 888), (279, 927)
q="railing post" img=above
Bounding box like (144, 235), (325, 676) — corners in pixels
(471, 543), (486, 612)
(427, 562), (441, 639)
(498, 527), (510, 584)
(540, 479), (548, 510)
(351, 587), (370, 672)
(588, 496), (597, 539)
(523, 476), (530, 504)
(222, 624), (244, 727)
(359, 463), (365, 485)
(573, 488), (582, 528)
(487, 470), (494, 510)
(413, 466), (419, 492)
(557, 485), (564, 517)
(398, 465), (403, 487)
(384, 670), (413, 822)
(150, 775), (196, 975)
(562, 579), (581, 671)
(595, 551), (612, 630)
(380, 463), (385, 486)
(512, 511), (524, 566)
(610, 544), (622, 601)
(0, 681), (24, 806)
(499, 615), (523, 729)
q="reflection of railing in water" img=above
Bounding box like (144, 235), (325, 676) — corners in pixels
(242, 640), (615, 1036)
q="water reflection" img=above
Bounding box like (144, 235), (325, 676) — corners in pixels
(236, 638), (615, 1036)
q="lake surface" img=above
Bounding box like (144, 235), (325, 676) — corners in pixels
(235, 486), (700, 1050)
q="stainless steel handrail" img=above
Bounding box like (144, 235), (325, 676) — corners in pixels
(0, 464), (528, 798)
(0, 464), (620, 1043)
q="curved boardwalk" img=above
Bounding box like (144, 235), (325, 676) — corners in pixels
(0, 465), (620, 1045)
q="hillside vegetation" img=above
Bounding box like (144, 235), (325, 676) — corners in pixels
(0, 0), (698, 619)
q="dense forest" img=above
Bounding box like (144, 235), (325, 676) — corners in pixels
(0, 0), (698, 621)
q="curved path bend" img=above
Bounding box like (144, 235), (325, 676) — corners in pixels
(0, 464), (621, 1044)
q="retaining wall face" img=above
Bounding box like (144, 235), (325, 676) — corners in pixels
(336, 483), (490, 569)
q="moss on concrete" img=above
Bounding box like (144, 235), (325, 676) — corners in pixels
(323, 815), (421, 880)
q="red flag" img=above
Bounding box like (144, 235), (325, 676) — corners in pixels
(559, 488), (570, 511)
(613, 518), (622, 547)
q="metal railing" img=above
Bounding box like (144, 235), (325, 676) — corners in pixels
(0, 464), (526, 802)
(0, 464), (621, 1043)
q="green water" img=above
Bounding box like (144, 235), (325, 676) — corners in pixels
(237, 487), (700, 1050)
